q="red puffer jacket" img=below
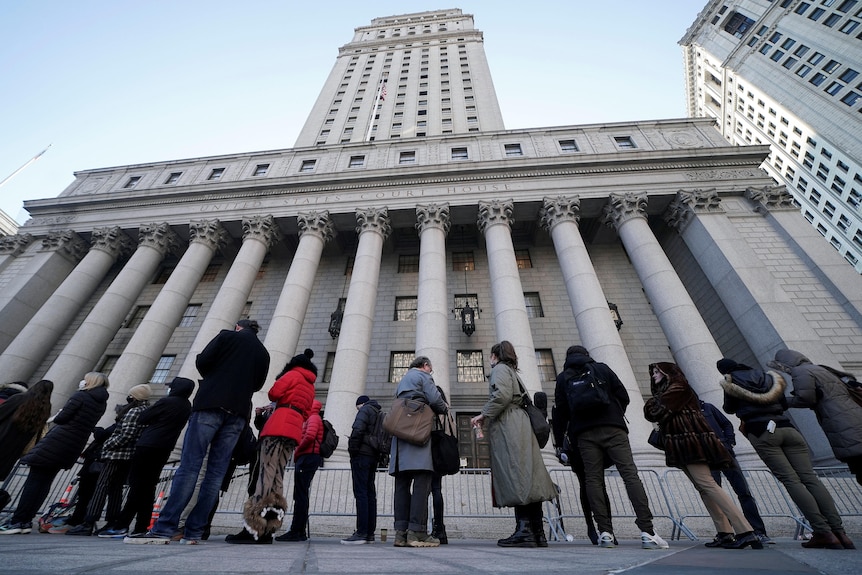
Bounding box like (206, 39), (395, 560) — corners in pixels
(261, 366), (316, 442)
(295, 400), (324, 458)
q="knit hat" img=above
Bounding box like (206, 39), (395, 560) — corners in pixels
(566, 345), (589, 357)
(356, 395), (370, 406)
(236, 319), (260, 334)
(716, 358), (739, 375)
(128, 384), (152, 401)
(279, 348), (318, 378)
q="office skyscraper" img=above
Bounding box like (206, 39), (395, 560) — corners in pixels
(681, 0), (862, 272)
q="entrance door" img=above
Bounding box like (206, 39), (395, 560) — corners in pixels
(456, 412), (490, 468)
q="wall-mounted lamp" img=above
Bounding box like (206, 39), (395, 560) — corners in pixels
(608, 301), (623, 331)
(328, 308), (343, 339)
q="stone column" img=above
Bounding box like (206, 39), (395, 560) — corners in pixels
(0, 231), (88, 355)
(540, 196), (659, 462)
(747, 185), (862, 324)
(0, 227), (134, 384)
(0, 233), (33, 275)
(415, 204), (451, 399)
(43, 223), (180, 409)
(259, 211), (333, 398)
(666, 188), (837, 464)
(100, 219), (229, 423)
(478, 199), (542, 395)
(325, 208), (390, 453)
(178, 215), (280, 385)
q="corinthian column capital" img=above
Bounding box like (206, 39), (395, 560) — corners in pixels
(89, 226), (135, 260)
(355, 207), (391, 239)
(745, 185), (797, 213)
(189, 219), (230, 250)
(297, 211), (335, 243)
(665, 189), (723, 232)
(477, 199), (514, 234)
(39, 230), (88, 262)
(539, 196), (581, 231)
(416, 203), (451, 235)
(0, 233), (34, 256)
(242, 215), (281, 249)
(138, 223), (181, 257)
(602, 192), (647, 230)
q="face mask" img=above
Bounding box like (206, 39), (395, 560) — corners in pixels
(78, 380), (87, 390)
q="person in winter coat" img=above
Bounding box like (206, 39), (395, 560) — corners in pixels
(767, 349), (862, 486)
(0, 380), (53, 512)
(67, 384), (152, 536)
(430, 386), (451, 545)
(645, 362), (761, 550)
(226, 348), (316, 544)
(127, 319), (270, 545)
(553, 345), (667, 550)
(277, 399), (324, 542)
(471, 341), (556, 548)
(0, 381), (29, 404)
(99, 377), (195, 538)
(718, 357), (853, 550)
(342, 394), (384, 544)
(699, 400), (771, 544)
(0, 372), (109, 535)
(389, 356), (448, 548)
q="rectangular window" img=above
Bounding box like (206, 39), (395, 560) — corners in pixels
(179, 304), (201, 328)
(348, 155), (365, 168)
(457, 350), (485, 382)
(452, 251), (474, 272)
(150, 355), (175, 384)
(535, 349), (557, 382)
(524, 292), (544, 318)
(253, 164), (269, 176)
(795, 1), (811, 14)
(299, 159), (316, 172)
(823, 13), (842, 27)
(126, 305), (150, 329)
(614, 136), (636, 149)
(504, 143), (523, 157)
(808, 7), (826, 20)
(399, 151), (416, 164)
(724, 12), (755, 37)
(200, 263), (221, 282)
(322, 352), (335, 383)
(825, 81), (844, 95)
(123, 176), (141, 189)
(451, 147), (469, 160)
(207, 168), (225, 181)
(389, 352), (414, 383)
(398, 254), (419, 273)
(164, 172), (182, 185)
(514, 249), (533, 269)
(394, 296), (418, 321)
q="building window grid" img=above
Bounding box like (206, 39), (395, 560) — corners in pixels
(453, 294), (479, 321)
(389, 352), (414, 383)
(524, 292), (545, 318)
(150, 356), (176, 384)
(535, 349), (557, 382)
(515, 249), (532, 269)
(200, 263), (221, 282)
(179, 304), (201, 328)
(398, 254), (419, 272)
(394, 296), (418, 321)
(457, 350), (485, 382)
(126, 306), (150, 329)
(322, 352), (335, 383)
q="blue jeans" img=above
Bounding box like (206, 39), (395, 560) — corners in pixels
(151, 409), (245, 540)
(350, 454), (378, 536)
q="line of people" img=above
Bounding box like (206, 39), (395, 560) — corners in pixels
(2, 333), (860, 550)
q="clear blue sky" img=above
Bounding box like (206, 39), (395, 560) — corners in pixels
(0, 0), (705, 224)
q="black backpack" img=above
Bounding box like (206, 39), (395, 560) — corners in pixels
(366, 408), (392, 465)
(563, 365), (610, 413)
(319, 419), (339, 459)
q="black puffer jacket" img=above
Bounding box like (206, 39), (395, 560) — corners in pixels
(135, 377), (195, 449)
(554, 350), (630, 438)
(720, 367), (791, 438)
(21, 386), (109, 469)
(348, 399), (381, 458)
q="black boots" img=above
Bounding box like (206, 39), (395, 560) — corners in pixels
(431, 521), (448, 545)
(497, 519), (537, 548)
(531, 519), (548, 547)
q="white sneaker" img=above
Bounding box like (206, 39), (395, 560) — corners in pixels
(599, 531), (616, 548)
(641, 531), (669, 549)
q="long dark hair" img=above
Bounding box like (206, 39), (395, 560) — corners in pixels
(491, 340), (518, 370)
(11, 379), (53, 433)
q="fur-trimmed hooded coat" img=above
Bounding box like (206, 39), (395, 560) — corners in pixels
(644, 362), (733, 470)
(768, 349), (862, 461)
(720, 366), (792, 439)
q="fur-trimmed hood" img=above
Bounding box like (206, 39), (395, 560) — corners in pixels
(720, 370), (786, 404)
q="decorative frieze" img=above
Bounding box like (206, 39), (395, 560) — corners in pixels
(477, 199), (514, 233)
(539, 195), (581, 231)
(415, 203), (451, 235)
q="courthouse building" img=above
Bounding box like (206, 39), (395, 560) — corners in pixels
(0, 9), (860, 466)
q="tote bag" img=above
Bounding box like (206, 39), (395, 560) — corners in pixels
(382, 397), (434, 445)
(431, 413), (460, 475)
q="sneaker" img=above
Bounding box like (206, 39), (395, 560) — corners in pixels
(123, 531), (171, 545)
(65, 523), (94, 536)
(641, 531), (669, 549)
(97, 527), (128, 539)
(171, 531), (184, 542)
(598, 531), (616, 548)
(0, 522), (31, 535)
(394, 530), (408, 547)
(179, 538), (203, 545)
(407, 530), (440, 547)
(48, 524), (72, 534)
(341, 531), (369, 545)
(366, 534), (375, 543)
(756, 533), (774, 545)
(275, 531), (307, 542)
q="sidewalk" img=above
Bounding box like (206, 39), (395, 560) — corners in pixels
(0, 534), (859, 575)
